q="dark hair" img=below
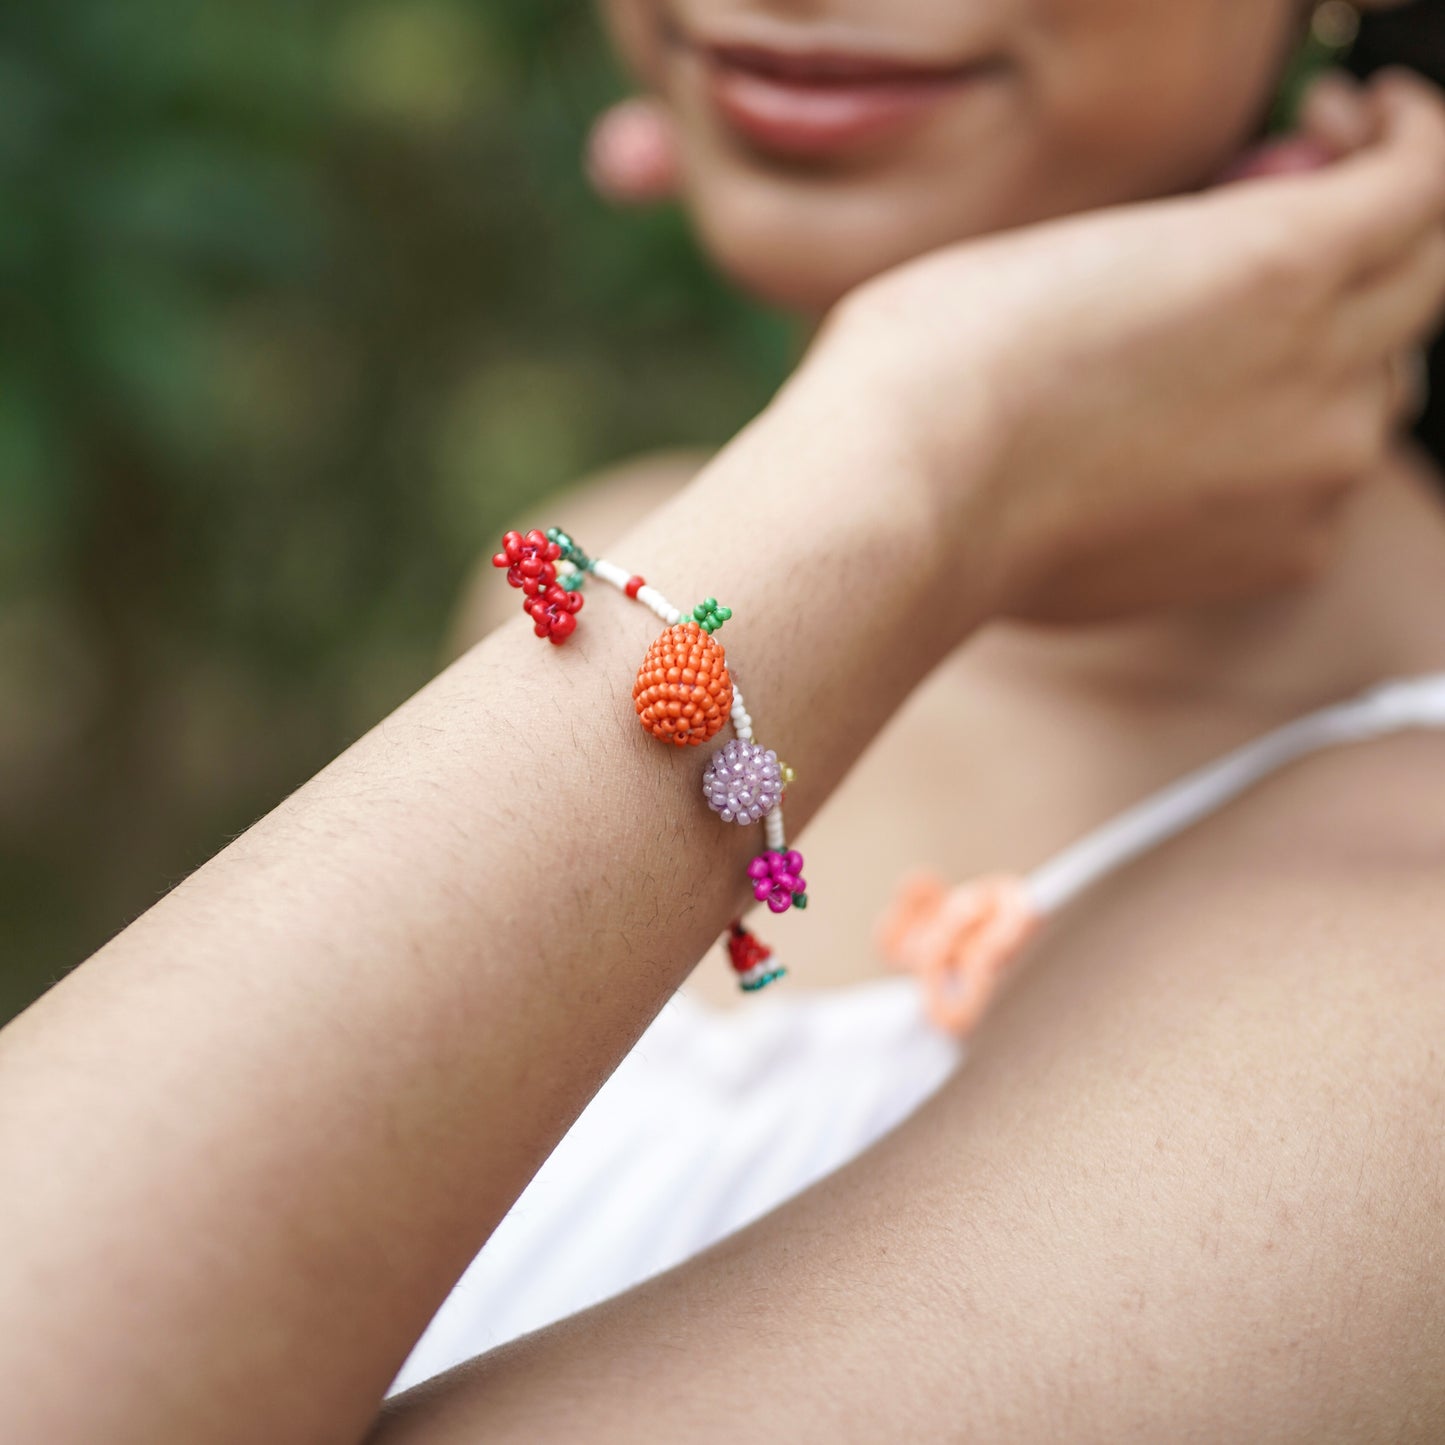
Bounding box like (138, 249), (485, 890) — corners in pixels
(1353, 1), (1445, 465)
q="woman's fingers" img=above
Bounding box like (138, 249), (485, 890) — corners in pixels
(1216, 71), (1369, 186)
(1298, 70), (1445, 276)
(1297, 69), (1376, 157)
(1352, 70), (1445, 265)
(1335, 223), (1445, 362)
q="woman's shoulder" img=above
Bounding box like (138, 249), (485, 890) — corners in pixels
(1050, 715), (1445, 1016)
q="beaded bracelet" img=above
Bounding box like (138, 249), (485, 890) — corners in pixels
(493, 526), (806, 994)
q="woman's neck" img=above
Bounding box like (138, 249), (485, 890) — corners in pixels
(982, 446), (1445, 725)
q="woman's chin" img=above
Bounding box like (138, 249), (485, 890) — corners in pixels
(683, 177), (974, 316)
(675, 126), (1061, 315)
(701, 234), (868, 315)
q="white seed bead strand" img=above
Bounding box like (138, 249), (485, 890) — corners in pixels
(636, 586), (680, 626)
(730, 687), (754, 743)
(589, 557), (633, 591)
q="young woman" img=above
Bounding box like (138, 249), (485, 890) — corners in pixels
(3, 2), (1445, 1441)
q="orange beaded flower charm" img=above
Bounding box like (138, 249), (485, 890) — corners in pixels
(633, 600), (733, 746)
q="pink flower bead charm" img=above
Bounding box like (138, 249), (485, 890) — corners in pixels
(747, 849), (807, 914)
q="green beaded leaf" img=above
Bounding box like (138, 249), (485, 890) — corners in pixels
(692, 597), (732, 633)
(545, 525), (591, 571)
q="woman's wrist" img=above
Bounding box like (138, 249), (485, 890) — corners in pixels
(761, 343), (1015, 644)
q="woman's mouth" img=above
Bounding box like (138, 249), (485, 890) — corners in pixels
(679, 31), (1003, 159)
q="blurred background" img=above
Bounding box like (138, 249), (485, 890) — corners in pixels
(2, 4), (1441, 1024)
(0, 1), (793, 1020)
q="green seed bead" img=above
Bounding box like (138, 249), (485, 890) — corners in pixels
(691, 598), (733, 635)
(546, 526), (591, 571)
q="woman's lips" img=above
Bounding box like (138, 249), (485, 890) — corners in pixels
(695, 41), (994, 158)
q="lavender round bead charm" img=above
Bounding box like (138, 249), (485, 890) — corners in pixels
(702, 739), (784, 824)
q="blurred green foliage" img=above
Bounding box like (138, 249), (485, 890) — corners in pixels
(0, 1), (792, 1018)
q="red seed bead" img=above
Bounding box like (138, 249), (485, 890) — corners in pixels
(523, 584), (584, 645)
(625, 575), (646, 599)
(633, 621), (732, 745)
(493, 529), (561, 596)
(726, 923), (772, 974)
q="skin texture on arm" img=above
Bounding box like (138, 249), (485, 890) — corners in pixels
(0, 391), (996, 1445)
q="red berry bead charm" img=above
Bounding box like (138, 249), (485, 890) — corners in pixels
(524, 583), (584, 645)
(493, 529), (562, 597)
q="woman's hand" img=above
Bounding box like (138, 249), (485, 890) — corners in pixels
(793, 70), (1445, 623)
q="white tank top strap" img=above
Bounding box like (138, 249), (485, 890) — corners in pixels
(1026, 671), (1445, 914)
(877, 672), (1445, 1037)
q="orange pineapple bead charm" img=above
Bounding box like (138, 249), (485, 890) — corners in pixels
(634, 618), (733, 746)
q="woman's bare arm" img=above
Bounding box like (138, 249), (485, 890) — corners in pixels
(0, 393), (994, 1445)
(0, 79), (1441, 1445)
